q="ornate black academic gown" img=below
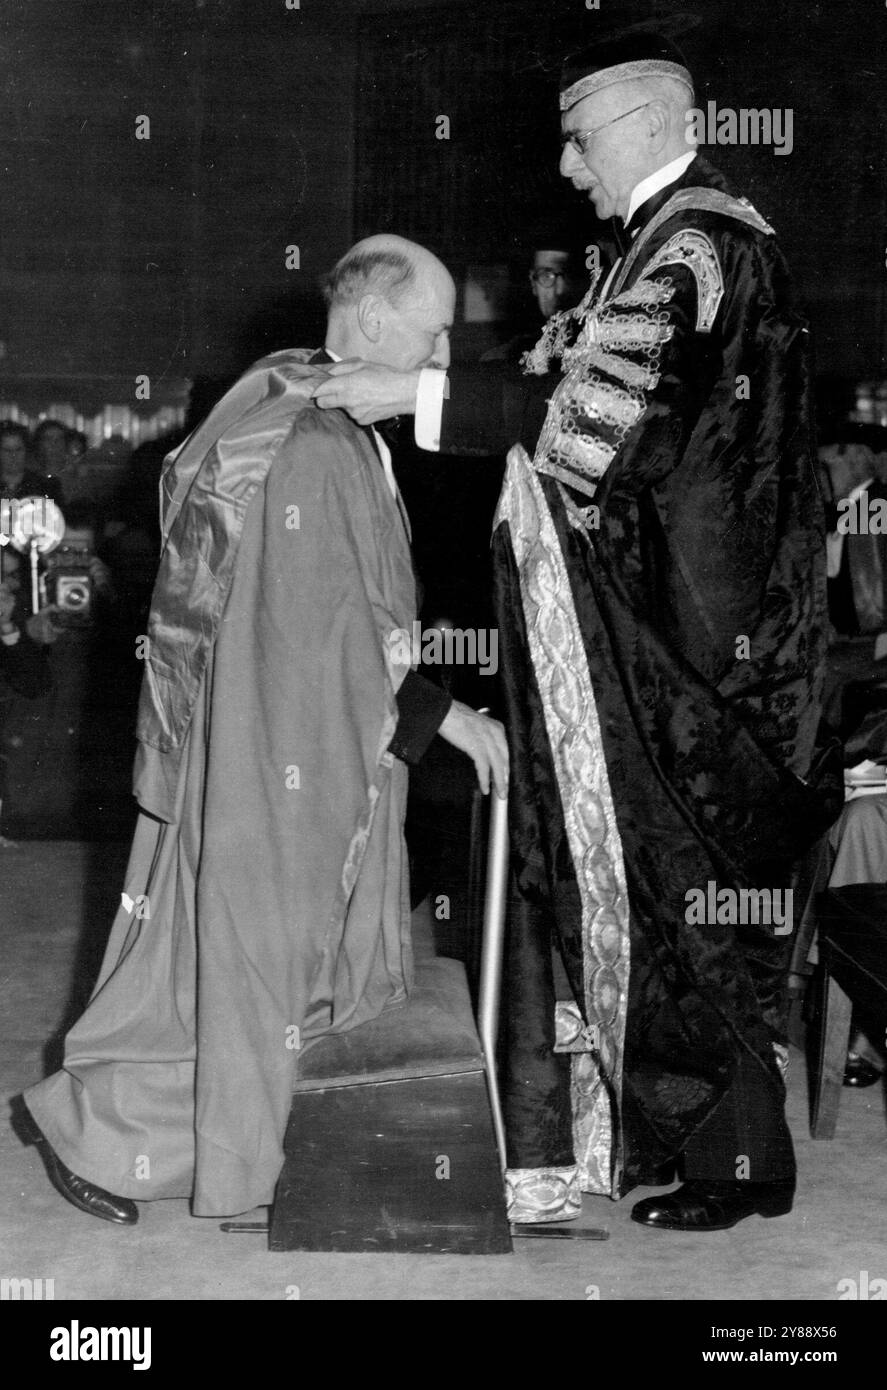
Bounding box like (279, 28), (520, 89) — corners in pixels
(441, 157), (842, 1198)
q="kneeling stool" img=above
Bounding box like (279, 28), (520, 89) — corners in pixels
(269, 899), (511, 1254)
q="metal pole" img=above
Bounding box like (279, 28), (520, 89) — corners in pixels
(477, 788), (509, 1172)
(30, 544), (39, 613)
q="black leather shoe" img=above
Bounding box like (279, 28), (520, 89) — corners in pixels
(843, 1053), (883, 1088)
(21, 1105), (138, 1226)
(631, 1179), (793, 1231)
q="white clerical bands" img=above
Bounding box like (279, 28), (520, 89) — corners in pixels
(560, 60), (693, 112)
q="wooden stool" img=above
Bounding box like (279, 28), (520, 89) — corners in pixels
(269, 904), (511, 1254)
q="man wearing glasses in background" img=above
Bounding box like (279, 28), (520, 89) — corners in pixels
(315, 25), (840, 1234)
(483, 239), (588, 367)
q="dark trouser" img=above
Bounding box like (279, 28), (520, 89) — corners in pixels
(680, 1050), (796, 1185)
(504, 906), (798, 1188)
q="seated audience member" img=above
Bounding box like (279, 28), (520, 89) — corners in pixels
(818, 418), (887, 730)
(793, 700), (887, 1086)
(810, 410), (887, 1080)
(820, 424), (887, 638)
(0, 421), (61, 503)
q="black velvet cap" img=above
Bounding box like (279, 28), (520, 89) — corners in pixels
(560, 21), (697, 112)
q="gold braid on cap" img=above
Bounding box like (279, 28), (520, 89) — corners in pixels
(560, 59), (693, 111)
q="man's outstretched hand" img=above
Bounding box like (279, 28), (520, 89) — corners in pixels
(438, 700), (509, 799)
(312, 361), (422, 425)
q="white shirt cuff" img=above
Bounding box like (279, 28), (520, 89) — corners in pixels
(414, 368), (447, 452)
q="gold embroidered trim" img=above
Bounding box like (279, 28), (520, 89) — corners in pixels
(522, 267), (603, 375)
(615, 279), (677, 310)
(571, 379), (647, 431)
(505, 1166), (582, 1224)
(530, 276), (676, 499)
(533, 457), (606, 505)
(555, 999), (600, 1053)
(497, 445), (631, 1196)
(564, 342), (662, 392)
(556, 430), (617, 474)
(591, 312), (675, 353)
(611, 185), (775, 301)
(560, 60), (693, 111)
(635, 228), (725, 332)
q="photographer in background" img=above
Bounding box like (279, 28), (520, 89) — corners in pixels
(41, 503), (116, 628)
(1, 503), (134, 840)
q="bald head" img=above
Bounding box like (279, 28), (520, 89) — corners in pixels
(324, 234), (455, 373)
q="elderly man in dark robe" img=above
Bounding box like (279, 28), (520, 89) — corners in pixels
(314, 32), (842, 1231)
(21, 234), (507, 1225)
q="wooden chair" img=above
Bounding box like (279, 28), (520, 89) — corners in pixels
(809, 885), (887, 1138)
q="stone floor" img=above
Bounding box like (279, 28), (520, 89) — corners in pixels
(2, 841), (885, 1301)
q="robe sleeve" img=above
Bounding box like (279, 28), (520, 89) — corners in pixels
(590, 227), (806, 499)
(560, 220), (828, 785)
(389, 668), (451, 765)
(437, 362), (555, 457)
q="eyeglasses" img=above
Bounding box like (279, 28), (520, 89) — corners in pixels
(529, 269), (567, 287)
(561, 102), (650, 156)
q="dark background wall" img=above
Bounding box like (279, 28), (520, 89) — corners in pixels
(0, 0), (884, 401)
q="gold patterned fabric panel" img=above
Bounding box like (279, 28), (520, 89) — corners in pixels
(613, 279), (677, 311)
(555, 998), (599, 1052)
(498, 444), (631, 1198)
(505, 1166), (582, 1225)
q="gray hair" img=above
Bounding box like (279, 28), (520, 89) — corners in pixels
(621, 72), (695, 122)
(323, 248), (417, 310)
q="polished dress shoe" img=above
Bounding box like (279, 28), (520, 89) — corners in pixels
(631, 1179), (793, 1232)
(20, 1104), (138, 1226)
(843, 1052), (883, 1088)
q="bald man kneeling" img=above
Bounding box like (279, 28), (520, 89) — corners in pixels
(20, 235), (507, 1225)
